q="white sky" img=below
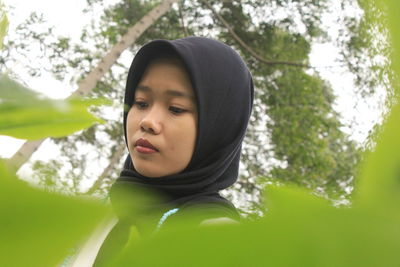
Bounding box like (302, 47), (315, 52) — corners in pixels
(1, 0), (93, 158)
(0, 0), (385, 159)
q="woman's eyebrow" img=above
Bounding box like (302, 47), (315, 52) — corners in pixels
(136, 85), (195, 102)
(165, 89), (195, 102)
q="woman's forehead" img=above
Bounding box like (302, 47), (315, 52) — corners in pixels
(136, 58), (196, 102)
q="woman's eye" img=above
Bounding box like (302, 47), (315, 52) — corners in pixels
(169, 106), (186, 114)
(133, 101), (148, 109)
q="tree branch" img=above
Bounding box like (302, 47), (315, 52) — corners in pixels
(178, 1), (190, 36)
(201, 0), (310, 68)
(85, 143), (126, 195)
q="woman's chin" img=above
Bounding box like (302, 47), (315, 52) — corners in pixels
(132, 156), (188, 178)
(133, 163), (166, 178)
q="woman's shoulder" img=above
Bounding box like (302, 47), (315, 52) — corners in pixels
(162, 195), (241, 228)
(199, 216), (240, 226)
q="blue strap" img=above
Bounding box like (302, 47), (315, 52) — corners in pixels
(59, 247), (77, 267)
(156, 208), (179, 232)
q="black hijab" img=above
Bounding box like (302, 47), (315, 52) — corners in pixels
(110, 36), (254, 222)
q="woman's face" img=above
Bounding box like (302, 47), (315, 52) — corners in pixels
(126, 57), (198, 177)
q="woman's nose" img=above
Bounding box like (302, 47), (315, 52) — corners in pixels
(139, 107), (162, 135)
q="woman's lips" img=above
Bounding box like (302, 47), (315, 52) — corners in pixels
(134, 138), (159, 154)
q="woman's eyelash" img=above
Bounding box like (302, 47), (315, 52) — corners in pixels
(133, 101), (186, 114)
(133, 101), (148, 109)
(169, 106), (186, 114)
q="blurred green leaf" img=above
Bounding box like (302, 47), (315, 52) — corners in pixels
(354, 0), (400, 215)
(384, 0), (400, 94)
(0, 161), (108, 267)
(0, 75), (106, 139)
(0, 3), (8, 49)
(0, 75), (41, 100)
(355, 102), (400, 212)
(113, 185), (399, 267)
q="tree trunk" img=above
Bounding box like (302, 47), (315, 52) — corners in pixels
(7, 139), (44, 172)
(7, 0), (181, 172)
(85, 143), (126, 195)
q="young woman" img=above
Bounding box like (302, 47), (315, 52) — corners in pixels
(69, 36), (253, 267)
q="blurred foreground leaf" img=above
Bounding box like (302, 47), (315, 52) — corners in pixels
(353, 0), (400, 218)
(113, 186), (399, 266)
(0, 76), (106, 139)
(384, 0), (400, 87)
(355, 102), (400, 215)
(0, 162), (108, 267)
(0, 2), (8, 49)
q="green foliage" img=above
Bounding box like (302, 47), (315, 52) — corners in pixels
(264, 69), (361, 198)
(0, 162), (108, 267)
(0, 76), (106, 139)
(0, 1), (399, 266)
(384, 0), (400, 94)
(0, 2), (7, 50)
(338, 0), (394, 129)
(356, 0), (400, 209)
(209, 0), (362, 203)
(114, 187), (399, 266)
(31, 159), (63, 189)
(356, 102), (400, 211)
